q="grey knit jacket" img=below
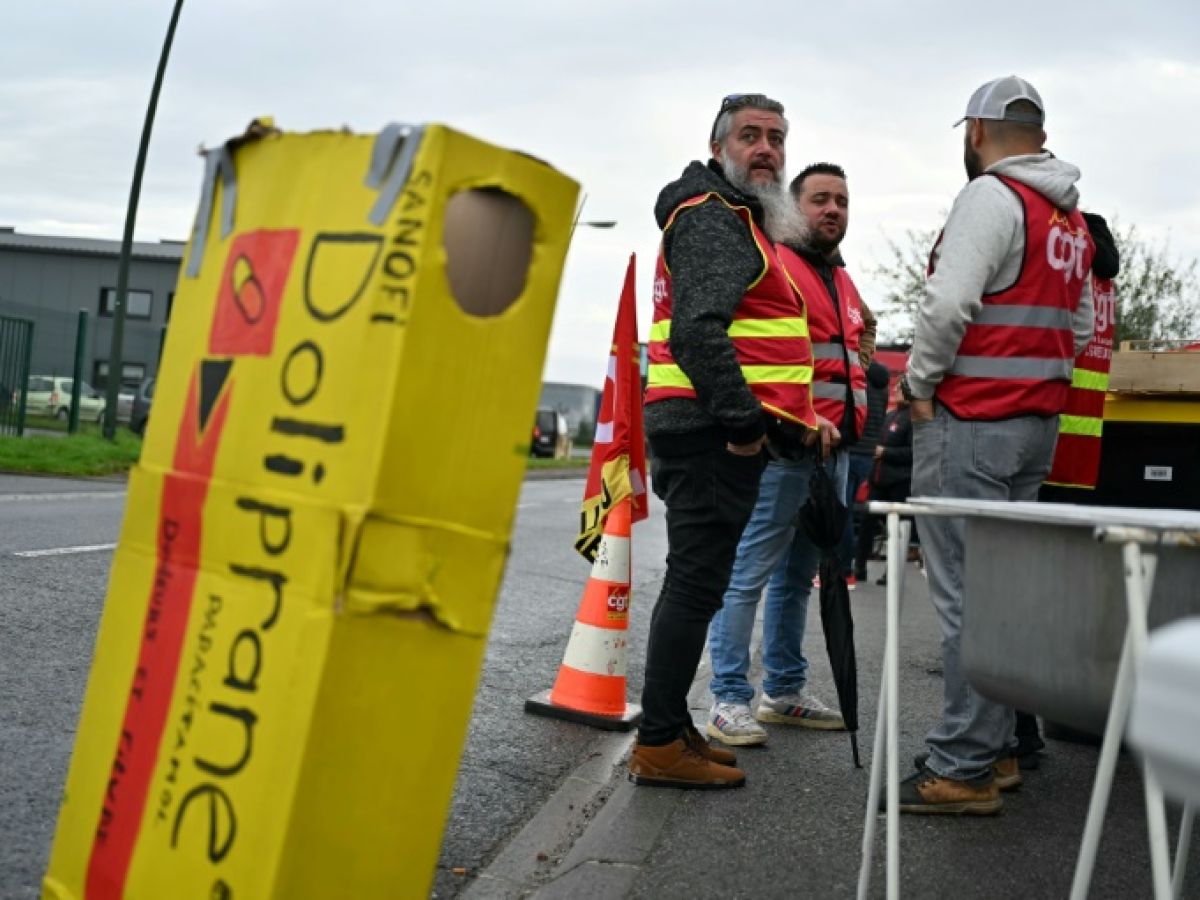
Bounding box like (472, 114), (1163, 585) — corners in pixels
(646, 160), (772, 457)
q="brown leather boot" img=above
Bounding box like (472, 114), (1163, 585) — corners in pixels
(629, 738), (745, 789)
(992, 756), (1023, 792)
(914, 752), (1023, 793)
(894, 767), (1002, 815)
(684, 723), (737, 766)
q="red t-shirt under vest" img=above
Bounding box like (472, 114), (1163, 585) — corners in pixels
(1046, 275), (1116, 488)
(778, 247), (868, 440)
(645, 193), (817, 429)
(933, 176), (1095, 420)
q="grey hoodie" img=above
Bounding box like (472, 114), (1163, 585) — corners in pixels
(906, 151), (1095, 400)
(646, 160), (771, 454)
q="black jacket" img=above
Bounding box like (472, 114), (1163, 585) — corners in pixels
(873, 406), (913, 490)
(646, 160), (770, 456)
(851, 363), (890, 458)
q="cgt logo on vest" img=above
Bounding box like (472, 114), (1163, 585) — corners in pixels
(1046, 214), (1089, 283)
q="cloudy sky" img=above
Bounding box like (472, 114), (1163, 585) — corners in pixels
(3, 1), (1198, 387)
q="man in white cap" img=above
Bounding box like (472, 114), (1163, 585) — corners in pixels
(896, 75), (1095, 814)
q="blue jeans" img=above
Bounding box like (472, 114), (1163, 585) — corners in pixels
(708, 451), (849, 704)
(841, 453), (875, 575)
(912, 404), (1058, 780)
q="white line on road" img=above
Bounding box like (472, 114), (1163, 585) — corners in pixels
(0, 491), (127, 503)
(14, 543), (118, 558)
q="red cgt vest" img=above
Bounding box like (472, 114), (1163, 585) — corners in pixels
(645, 193), (817, 429)
(1046, 275), (1116, 488)
(778, 247), (868, 440)
(933, 176), (1095, 420)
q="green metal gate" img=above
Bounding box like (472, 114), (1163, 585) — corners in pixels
(0, 314), (34, 437)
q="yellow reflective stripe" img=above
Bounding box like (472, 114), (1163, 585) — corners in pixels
(729, 317), (809, 338)
(647, 364), (692, 389)
(648, 363), (814, 390)
(661, 193), (769, 288)
(1059, 414), (1103, 437)
(649, 317), (810, 343)
(1071, 368), (1109, 391)
(743, 365), (813, 385)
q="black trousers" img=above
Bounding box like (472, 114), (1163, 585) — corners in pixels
(639, 445), (765, 746)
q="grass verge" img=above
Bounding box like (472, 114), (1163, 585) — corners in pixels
(527, 456), (589, 469)
(0, 431), (142, 477)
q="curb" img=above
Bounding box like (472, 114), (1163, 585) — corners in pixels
(466, 629), (762, 898)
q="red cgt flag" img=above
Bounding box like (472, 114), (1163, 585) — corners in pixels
(575, 254), (648, 561)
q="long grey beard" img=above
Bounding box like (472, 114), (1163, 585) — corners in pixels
(723, 157), (810, 245)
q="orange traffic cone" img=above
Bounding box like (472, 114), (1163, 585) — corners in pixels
(525, 497), (643, 730)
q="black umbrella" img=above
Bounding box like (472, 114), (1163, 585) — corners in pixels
(797, 460), (862, 767)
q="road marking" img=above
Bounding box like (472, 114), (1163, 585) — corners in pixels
(14, 542), (118, 558)
(0, 491), (127, 503)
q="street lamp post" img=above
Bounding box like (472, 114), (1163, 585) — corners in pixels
(103, 0), (186, 440)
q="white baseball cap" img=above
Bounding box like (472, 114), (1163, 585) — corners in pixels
(954, 76), (1045, 127)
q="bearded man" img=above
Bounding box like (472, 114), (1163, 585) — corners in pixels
(630, 94), (834, 789)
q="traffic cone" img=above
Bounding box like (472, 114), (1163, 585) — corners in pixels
(525, 497), (643, 730)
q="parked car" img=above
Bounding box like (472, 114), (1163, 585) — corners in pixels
(115, 390), (135, 424)
(531, 407), (571, 459)
(24, 375), (106, 423)
(130, 378), (155, 436)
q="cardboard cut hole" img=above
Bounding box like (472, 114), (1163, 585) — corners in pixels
(443, 188), (534, 317)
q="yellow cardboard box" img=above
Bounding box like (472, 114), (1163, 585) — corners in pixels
(43, 121), (579, 899)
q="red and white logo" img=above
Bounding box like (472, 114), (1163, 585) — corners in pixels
(1046, 223), (1088, 284)
(607, 588), (629, 614)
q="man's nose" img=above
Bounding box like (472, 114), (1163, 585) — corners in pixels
(752, 136), (778, 156)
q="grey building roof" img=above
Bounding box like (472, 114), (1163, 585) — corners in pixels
(0, 228), (185, 262)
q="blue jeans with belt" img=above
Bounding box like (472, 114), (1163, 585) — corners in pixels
(708, 451), (848, 704)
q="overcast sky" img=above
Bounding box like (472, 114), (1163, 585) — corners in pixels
(3, 1), (1198, 387)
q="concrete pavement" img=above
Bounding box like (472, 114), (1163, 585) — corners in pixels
(464, 556), (1199, 899)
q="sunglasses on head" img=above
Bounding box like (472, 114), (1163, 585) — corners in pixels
(711, 94), (764, 142)
(719, 93), (756, 113)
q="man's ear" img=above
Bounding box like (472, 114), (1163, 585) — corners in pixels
(969, 119), (986, 149)
(710, 139), (723, 162)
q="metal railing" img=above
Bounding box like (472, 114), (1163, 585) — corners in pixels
(0, 314), (34, 437)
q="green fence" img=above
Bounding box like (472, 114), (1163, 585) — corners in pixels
(0, 314), (34, 437)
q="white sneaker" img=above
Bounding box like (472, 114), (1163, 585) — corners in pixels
(756, 690), (845, 730)
(707, 701), (768, 746)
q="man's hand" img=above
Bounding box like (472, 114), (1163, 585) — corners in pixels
(727, 434), (768, 456)
(802, 415), (841, 460)
(874, 445), (884, 460)
(910, 399), (934, 424)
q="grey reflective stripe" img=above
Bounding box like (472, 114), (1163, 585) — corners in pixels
(975, 305), (1073, 329)
(366, 123), (426, 226)
(812, 382), (846, 399)
(812, 382), (868, 404)
(812, 343), (843, 360)
(950, 356), (1072, 380)
(185, 146), (237, 278)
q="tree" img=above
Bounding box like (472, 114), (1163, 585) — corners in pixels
(869, 220), (1200, 345)
(869, 227), (939, 345)
(1108, 222), (1200, 344)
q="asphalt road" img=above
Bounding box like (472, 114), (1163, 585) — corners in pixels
(3, 471), (1196, 899)
(0, 471), (666, 900)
